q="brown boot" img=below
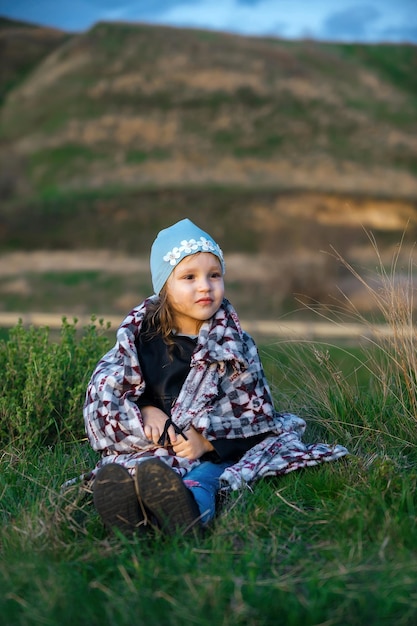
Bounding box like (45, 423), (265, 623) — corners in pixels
(135, 459), (202, 536)
(93, 463), (147, 536)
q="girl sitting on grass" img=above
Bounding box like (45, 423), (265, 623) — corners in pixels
(84, 218), (347, 536)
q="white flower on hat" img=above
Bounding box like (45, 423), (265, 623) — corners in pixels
(163, 247), (181, 266)
(200, 237), (214, 251)
(163, 237), (224, 267)
(180, 239), (199, 253)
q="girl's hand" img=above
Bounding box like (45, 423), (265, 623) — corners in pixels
(141, 406), (176, 446)
(172, 426), (214, 460)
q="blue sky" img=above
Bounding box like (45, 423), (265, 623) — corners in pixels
(1, 0), (416, 43)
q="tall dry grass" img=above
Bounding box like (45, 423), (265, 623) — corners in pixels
(266, 231), (417, 459)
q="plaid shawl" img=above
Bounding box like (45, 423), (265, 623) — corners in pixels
(83, 298), (348, 490)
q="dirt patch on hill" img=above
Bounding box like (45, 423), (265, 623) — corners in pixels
(0, 249), (148, 276)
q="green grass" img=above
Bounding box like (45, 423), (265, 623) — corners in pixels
(2, 409), (417, 625)
(3, 241), (417, 625)
(125, 148), (170, 164)
(29, 144), (105, 192)
(1, 328), (417, 625)
(335, 43), (417, 97)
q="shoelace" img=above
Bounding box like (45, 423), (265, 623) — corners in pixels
(157, 418), (188, 446)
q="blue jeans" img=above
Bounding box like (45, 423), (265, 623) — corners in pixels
(183, 461), (231, 524)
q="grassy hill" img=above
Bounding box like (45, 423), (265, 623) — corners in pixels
(1, 20), (417, 242)
(0, 18), (417, 320)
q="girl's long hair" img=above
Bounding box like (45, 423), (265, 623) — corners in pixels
(143, 286), (176, 345)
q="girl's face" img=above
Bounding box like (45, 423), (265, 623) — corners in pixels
(165, 252), (224, 335)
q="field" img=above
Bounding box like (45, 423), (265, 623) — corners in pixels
(2, 19), (417, 625)
(2, 251), (417, 626)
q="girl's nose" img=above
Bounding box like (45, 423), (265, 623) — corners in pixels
(197, 276), (211, 291)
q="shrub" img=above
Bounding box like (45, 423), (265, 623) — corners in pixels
(0, 317), (111, 449)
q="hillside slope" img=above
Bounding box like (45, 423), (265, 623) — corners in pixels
(1, 21), (417, 197)
(0, 20), (416, 256)
(0, 17), (68, 105)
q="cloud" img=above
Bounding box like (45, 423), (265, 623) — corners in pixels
(321, 4), (380, 40)
(1, 0), (416, 42)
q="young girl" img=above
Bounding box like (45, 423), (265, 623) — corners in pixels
(84, 218), (347, 536)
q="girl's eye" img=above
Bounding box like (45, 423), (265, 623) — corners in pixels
(211, 272), (221, 278)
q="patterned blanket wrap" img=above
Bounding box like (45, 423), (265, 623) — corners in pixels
(83, 297), (348, 490)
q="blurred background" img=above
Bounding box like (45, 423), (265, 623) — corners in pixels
(0, 1), (416, 337)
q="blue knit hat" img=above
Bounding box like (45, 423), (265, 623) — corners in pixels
(150, 218), (225, 294)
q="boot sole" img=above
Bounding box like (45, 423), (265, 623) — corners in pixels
(135, 459), (202, 535)
(93, 463), (145, 535)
